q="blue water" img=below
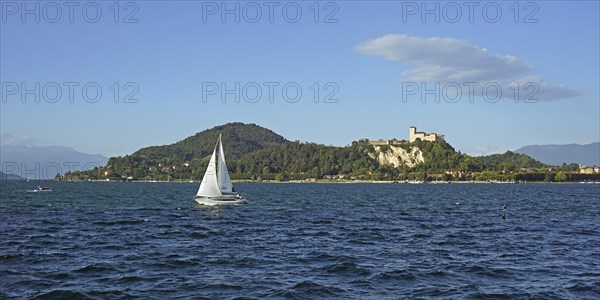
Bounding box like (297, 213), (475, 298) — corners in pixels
(1, 181), (599, 299)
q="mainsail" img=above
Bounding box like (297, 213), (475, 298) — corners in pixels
(196, 148), (222, 197)
(218, 135), (233, 193)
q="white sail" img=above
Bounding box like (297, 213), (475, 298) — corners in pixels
(217, 135), (234, 193)
(196, 148), (222, 197)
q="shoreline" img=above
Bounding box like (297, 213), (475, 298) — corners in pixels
(37, 179), (600, 184)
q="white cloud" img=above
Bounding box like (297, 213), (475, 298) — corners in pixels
(356, 34), (582, 101)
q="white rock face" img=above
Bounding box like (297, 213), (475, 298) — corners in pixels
(370, 145), (424, 168)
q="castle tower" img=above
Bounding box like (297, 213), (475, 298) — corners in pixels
(409, 126), (417, 143)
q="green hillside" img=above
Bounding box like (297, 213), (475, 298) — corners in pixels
(129, 122), (285, 161)
(231, 141), (378, 178)
(474, 151), (546, 171)
(97, 123), (286, 180)
(62, 122), (589, 182)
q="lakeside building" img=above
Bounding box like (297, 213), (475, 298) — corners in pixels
(579, 166), (600, 174)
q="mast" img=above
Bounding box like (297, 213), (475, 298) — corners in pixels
(215, 135), (220, 184)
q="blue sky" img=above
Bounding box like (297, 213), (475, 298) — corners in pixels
(1, 0), (599, 157)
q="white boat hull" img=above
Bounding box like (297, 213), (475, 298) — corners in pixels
(195, 194), (248, 206)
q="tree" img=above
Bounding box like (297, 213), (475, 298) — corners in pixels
(275, 173), (287, 182)
(560, 163), (579, 172)
(555, 171), (568, 182)
(440, 173), (453, 181)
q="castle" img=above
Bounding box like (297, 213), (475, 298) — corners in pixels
(409, 126), (444, 143)
(360, 126), (445, 145)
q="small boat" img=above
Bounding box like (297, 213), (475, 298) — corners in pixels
(195, 134), (247, 206)
(28, 185), (52, 192)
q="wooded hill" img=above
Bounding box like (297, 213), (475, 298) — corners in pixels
(62, 123), (596, 182)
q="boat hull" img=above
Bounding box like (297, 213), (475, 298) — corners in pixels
(195, 194), (248, 206)
(27, 189), (52, 192)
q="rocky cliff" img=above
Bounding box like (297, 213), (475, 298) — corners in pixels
(370, 145), (424, 168)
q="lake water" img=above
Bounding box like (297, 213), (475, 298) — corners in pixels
(1, 181), (599, 299)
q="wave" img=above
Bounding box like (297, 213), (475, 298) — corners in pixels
(370, 269), (417, 281)
(73, 264), (114, 274)
(30, 290), (93, 300)
(114, 275), (144, 284)
(318, 261), (372, 276)
(270, 280), (346, 298)
(463, 265), (515, 279)
(566, 279), (600, 293)
(92, 219), (146, 226)
(202, 283), (244, 290)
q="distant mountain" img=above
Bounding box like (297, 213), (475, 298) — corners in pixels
(515, 142), (600, 166)
(475, 151), (546, 169)
(0, 171), (25, 180)
(0, 145), (108, 179)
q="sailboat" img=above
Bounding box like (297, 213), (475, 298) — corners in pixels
(195, 134), (248, 205)
(27, 185), (52, 192)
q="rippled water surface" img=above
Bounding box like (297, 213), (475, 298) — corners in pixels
(1, 181), (599, 299)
